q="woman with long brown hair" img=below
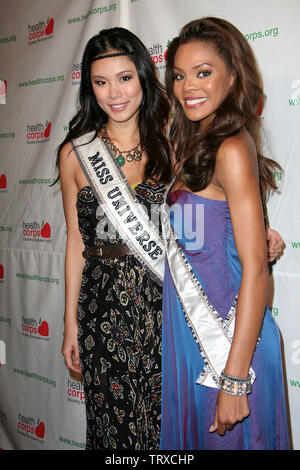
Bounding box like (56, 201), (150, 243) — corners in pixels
(58, 22), (283, 451)
(160, 17), (290, 450)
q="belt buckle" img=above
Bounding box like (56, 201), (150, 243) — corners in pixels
(97, 246), (103, 257)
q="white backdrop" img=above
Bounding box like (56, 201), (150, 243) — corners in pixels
(0, 0), (299, 450)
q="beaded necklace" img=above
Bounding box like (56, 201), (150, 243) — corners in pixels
(100, 125), (143, 167)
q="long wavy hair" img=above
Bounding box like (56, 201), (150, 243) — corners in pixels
(165, 17), (281, 200)
(55, 27), (171, 183)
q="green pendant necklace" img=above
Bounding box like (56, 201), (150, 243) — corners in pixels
(100, 125), (143, 167)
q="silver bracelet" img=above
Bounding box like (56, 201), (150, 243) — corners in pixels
(218, 370), (252, 396)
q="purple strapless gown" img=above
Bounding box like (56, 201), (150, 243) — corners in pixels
(160, 190), (290, 450)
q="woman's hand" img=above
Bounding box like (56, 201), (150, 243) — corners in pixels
(61, 323), (81, 374)
(209, 391), (250, 436)
(266, 228), (285, 262)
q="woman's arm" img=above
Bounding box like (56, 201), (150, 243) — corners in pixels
(210, 131), (269, 435)
(59, 143), (86, 374)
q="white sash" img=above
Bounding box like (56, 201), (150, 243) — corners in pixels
(72, 131), (165, 286)
(161, 180), (255, 388)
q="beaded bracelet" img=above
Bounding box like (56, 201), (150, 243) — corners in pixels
(218, 370), (252, 396)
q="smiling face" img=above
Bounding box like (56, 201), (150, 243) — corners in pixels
(90, 52), (143, 126)
(173, 41), (235, 130)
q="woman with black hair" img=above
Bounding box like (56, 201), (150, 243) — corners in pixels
(58, 25), (284, 451)
(58, 27), (171, 450)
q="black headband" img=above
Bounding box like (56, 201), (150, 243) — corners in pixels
(92, 51), (133, 61)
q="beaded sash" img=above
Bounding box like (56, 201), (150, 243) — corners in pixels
(161, 179), (256, 388)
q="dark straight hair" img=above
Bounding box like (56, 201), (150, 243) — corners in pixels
(56, 27), (172, 183)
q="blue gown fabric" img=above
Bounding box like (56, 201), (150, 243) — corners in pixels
(160, 190), (290, 450)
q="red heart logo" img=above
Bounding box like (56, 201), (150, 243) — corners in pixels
(44, 121), (51, 138)
(45, 18), (54, 36)
(41, 222), (51, 238)
(0, 174), (6, 189)
(35, 421), (45, 439)
(38, 321), (49, 337)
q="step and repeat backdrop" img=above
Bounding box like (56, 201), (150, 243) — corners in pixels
(0, 0), (299, 450)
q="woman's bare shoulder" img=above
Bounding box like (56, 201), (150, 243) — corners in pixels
(59, 141), (75, 161)
(59, 141), (79, 175)
(217, 129), (257, 166)
(215, 129), (259, 189)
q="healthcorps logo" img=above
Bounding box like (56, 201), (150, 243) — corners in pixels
(148, 40), (170, 68)
(23, 220), (51, 241)
(17, 412), (46, 442)
(67, 378), (85, 405)
(0, 264), (4, 282)
(0, 174), (7, 192)
(72, 62), (82, 85)
(0, 340), (6, 367)
(21, 316), (50, 340)
(26, 120), (51, 143)
(0, 79), (7, 104)
(28, 17), (54, 44)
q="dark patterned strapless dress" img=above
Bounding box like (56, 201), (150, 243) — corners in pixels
(76, 181), (165, 450)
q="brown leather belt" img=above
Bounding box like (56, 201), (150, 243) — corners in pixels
(82, 244), (132, 259)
